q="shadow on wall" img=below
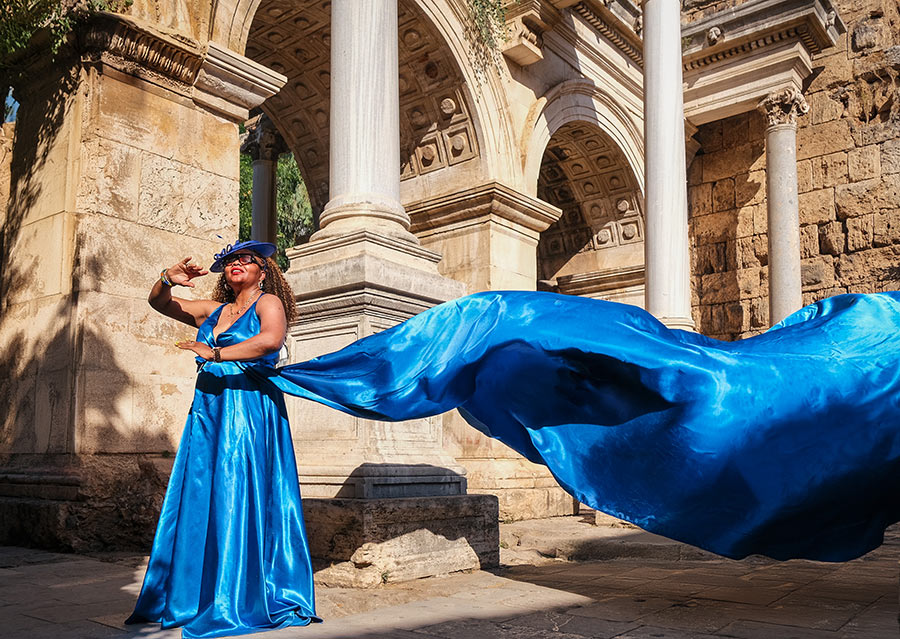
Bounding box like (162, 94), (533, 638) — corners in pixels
(0, 54), (168, 553)
(689, 112), (767, 340)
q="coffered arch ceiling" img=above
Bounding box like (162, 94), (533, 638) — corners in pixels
(245, 0), (483, 217)
(537, 121), (644, 285)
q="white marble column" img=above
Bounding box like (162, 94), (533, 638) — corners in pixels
(316, 0), (415, 242)
(240, 115), (286, 244)
(759, 88), (807, 325)
(641, 0), (694, 330)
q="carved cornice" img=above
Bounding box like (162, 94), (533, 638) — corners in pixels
(80, 12), (286, 122)
(758, 87), (810, 127)
(682, 0), (846, 73)
(406, 182), (562, 236)
(572, 1), (643, 67)
(556, 265), (644, 297)
(80, 12), (204, 89)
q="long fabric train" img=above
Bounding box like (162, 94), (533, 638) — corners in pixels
(247, 291), (900, 562)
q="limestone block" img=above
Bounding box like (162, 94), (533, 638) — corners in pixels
(130, 373), (193, 452)
(696, 242), (727, 274)
(688, 182), (712, 217)
(138, 153), (238, 237)
(696, 121), (723, 153)
(33, 369), (74, 455)
(0, 373), (37, 454)
(722, 113), (750, 150)
(77, 139), (142, 219)
(76, 367), (134, 454)
(700, 272), (738, 304)
(835, 175), (900, 220)
(811, 152), (848, 189)
(485, 487), (575, 521)
(93, 72), (239, 180)
(736, 237), (758, 269)
(75, 214), (229, 300)
(734, 171), (765, 207)
(801, 256), (835, 290)
(735, 205), (756, 239)
(304, 495), (499, 587)
(846, 215), (874, 252)
(848, 145), (881, 182)
(798, 188), (836, 226)
(692, 210), (735, 245)
(800, 224), (819, 258)
(797, 159), (813, 194)
(874, 212), (900, 247)
(797, 120), (854, 161)
(749, 297), (768, 329)
(702, 144), (753, 183)
(808, 90), (844, 125)
(712, 178), (735, 212)
(819, 221), (845, 256)
(7, 212), (72, 306)
(687, 155), (704, 186)
(836, 246), (900, 285)
(882, 139), (900, 175)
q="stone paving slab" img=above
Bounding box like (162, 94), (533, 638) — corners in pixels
(1, 522), (899, 638)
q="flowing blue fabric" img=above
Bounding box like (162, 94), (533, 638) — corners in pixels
(126, 298), (320, 638)
(249, 290), (900, 563)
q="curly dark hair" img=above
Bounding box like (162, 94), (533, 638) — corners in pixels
(212, 256), (297, 324)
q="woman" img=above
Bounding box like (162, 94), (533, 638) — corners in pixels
(126, 240), (320, 639)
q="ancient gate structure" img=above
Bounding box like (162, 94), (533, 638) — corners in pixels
(7, 0), (898, 585)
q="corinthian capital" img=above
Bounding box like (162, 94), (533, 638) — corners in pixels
(758, 87), (810, 127)
(240, 114), (287, 161)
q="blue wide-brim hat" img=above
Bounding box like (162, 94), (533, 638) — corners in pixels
(210, 240), (277, 272)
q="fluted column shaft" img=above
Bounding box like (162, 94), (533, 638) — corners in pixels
(642, 0), (694, 330)
(318, 0), (413, 241)
(759, 88), (808, 325)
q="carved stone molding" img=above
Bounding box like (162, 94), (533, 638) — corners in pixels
(502, 1), (558, 67)
(556, 264), (644, 297)
(80, 12), (286, 122)
(681, 0), (845, 125)
(406, 182), (562, 238)
(194, 42), (287, 122)
(80, 12), (204, 90)
(758, 87), (810, 127)
(573, 1), (643, 67)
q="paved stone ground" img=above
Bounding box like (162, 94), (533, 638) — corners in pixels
(1, 519), (898, 638)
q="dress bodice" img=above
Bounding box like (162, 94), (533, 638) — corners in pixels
(195, 296), (279, 366)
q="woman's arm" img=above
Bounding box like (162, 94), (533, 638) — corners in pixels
(150, 257), (220, 328)
(176, 294), (287, 361)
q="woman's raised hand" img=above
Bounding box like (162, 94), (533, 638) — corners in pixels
(166, 257), (208, 288)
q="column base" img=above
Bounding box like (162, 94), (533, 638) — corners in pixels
(306, 494), (499, 587)
(658, 316), (696, 332)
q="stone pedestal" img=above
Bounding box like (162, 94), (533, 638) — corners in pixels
(405, 182), (574, 520)
(306, 494), (499, 587)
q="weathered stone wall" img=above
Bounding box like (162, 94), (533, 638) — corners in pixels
(688, 0), (900, 339)
(0, 122), (13, 217)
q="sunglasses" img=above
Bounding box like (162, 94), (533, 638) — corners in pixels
(223, 254), (262, 268)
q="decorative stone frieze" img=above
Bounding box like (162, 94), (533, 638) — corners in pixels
(80, 12), (286, 123)
(758, 87), (810, 128)
(502, 0), (558, 66)
(682, 0), (845, 125)
(572, 1), (643, 66)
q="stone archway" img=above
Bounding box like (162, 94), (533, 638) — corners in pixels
(537, 122), (645, 306)
(241, 0), (489, 223)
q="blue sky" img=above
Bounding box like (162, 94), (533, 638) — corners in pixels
(5, 91), (17, 122)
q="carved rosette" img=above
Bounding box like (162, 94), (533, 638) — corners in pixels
(758, 87), (810, 128)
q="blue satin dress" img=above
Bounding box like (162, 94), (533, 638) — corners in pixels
(126, 297), (320, 638)
(245, 290), (900, 563)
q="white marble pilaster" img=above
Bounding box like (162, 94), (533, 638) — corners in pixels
(641, 0), (694, 331)
(759, 88), (807, 325)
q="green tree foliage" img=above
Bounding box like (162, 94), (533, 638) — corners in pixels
(238, 152), (313, 271)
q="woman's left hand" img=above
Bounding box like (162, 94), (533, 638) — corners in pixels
(176, 340), (215, 360)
